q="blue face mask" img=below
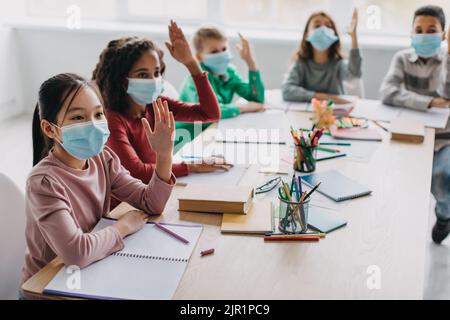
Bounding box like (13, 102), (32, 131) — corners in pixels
(127, 77), (164, 105)
(307, 26), (339, 51)
(54, 121), (110, 160)
(412, 33), (442, 58)
(203, 51), (233, 75)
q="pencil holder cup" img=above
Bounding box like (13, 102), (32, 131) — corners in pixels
(278, 197), (311, 234)
(293, 144), (317, 173)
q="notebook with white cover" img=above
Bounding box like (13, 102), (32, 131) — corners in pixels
(44, 218), (202, 300)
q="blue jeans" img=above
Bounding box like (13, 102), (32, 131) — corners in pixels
(432, 145), (450, 220)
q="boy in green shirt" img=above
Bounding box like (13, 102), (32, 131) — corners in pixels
(177, 27), (266, 150)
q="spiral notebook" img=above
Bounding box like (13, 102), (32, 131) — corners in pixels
(44, 218), (202, 300)
(302, 170), (372, 202)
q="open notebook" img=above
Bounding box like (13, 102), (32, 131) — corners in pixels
(44, 218), (202, 300)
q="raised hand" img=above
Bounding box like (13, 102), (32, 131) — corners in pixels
(347, 8), (359, 49)
(165, 20), (195, 66)
(142, 99), (174, 157)
(142, 99), (174, 183)
(347, 8), (359, 38)
(236, 33), (257, 71)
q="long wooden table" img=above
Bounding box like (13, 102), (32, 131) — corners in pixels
(22, 109), (435, 300)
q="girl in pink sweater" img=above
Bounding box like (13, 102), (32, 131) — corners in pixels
(22, 73), (176, 291)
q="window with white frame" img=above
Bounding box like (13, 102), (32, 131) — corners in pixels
(26, 0), (450, 37)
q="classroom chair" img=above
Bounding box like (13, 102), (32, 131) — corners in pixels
(0, 172), (26, 300)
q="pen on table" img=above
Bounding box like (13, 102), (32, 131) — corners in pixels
(154, 223), (190, 245)
(372, 120), (389, 132)
(316, 154), (347, 162)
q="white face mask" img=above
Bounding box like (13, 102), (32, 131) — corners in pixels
(51, 121), (110, 160)
(411, 33), (443, 58)
(127, 77), (164, 105)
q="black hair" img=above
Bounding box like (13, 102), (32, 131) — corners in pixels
(32, 73), (90, 166)
(92, 37), (166, 115)
(414, 5), (446, 30)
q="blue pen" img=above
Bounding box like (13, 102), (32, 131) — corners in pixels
(292, 175), (300, 202)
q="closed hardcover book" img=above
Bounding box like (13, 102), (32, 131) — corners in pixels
(178, 184), (254, 214)
(221, 201), (274, 234)
(390, 119), (425, 143)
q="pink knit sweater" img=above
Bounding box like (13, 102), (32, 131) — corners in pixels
(22, 147), (175, 284)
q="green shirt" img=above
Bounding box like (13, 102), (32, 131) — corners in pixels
(175, 64), (265, 151)
(180, 64), (265, 118)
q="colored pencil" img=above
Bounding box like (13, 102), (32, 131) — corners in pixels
(317, 147), (341, 154)
(154, 223), (190, 244)
(316, 154), (347, 162)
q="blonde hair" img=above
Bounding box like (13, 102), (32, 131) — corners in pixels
(193, 26), (227, 52)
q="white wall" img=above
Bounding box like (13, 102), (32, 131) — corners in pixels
(0, 1), (26, 121)
(8, 22), (407, 116)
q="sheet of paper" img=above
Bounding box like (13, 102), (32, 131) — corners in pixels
(319, 136), (380, 163)
(398, 107), (450, 129)
(351, 100), (401, 122)
(351, 100), (450, 129)
(216, 110), (289, 144)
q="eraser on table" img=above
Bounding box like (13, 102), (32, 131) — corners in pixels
(201, 248), (215, 257)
